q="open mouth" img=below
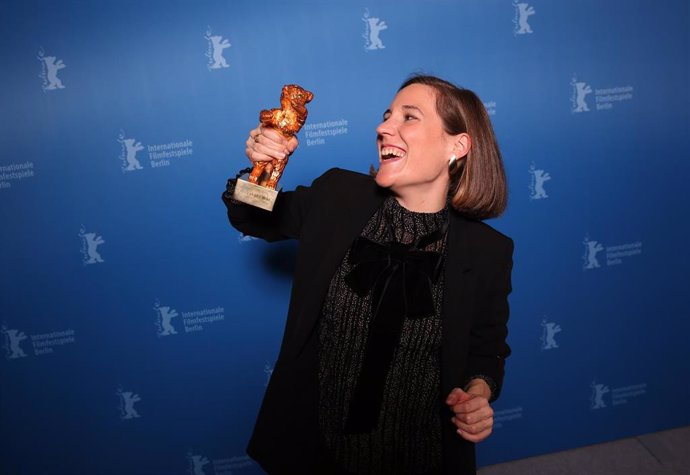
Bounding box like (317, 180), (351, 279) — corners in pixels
(380, 145), (406, 162)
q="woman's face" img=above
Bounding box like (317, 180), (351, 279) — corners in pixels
(375, 84), (455, 207)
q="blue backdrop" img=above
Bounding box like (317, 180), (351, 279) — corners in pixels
(1, 1), (689, 474)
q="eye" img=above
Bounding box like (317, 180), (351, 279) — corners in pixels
(404, 114), (417, 121)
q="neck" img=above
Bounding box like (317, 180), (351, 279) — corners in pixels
(392, 183), (449, 213)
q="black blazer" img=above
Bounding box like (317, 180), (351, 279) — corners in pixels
(223, 168), (514, 475)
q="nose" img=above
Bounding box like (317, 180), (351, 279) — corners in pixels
(376, 118), (394, 138)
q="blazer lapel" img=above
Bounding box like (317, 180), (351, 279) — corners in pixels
(291, 176), (388, 357)
(440, 212), (476, 396)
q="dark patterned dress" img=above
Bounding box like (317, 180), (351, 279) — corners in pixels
(318, 196), (449, 475)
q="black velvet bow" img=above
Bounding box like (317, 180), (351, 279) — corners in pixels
(342, 225), (446, 434)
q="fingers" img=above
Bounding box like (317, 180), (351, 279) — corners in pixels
(452, 403), (493, 425)
(451, 395), (489, 415)
(445, 387), (474, 406)
(447, 386), (494, 442)
(451, 415), (494, 443)
(450, 404), (494, 443)
(246, 131), (287, 162)
(452, 415), (493, 435)
(286, 136), (299, 154)
(259, 126), (287, 146)
(245, 125), (291, 164)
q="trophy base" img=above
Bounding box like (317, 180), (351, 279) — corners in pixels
(233, 178), (279, 211)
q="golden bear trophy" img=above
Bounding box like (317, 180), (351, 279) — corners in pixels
(233, 84), (314, 211)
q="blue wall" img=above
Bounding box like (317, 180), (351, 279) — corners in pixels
(1, 1), (688, 474)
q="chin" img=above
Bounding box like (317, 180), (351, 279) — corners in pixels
(374, 169), (396, 189)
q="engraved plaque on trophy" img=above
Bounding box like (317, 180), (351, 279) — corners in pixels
(233, 84), (314, 211)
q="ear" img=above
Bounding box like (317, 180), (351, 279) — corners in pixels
(451, 133), (472, 159)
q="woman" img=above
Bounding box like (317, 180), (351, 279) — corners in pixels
(222, 75), (513, 475)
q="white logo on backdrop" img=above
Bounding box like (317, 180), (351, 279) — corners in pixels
(606, 242), (643, 266)
(154, 301), (224, 336)
(154, 300), (179, 337)
(264, 362), (274, 387)
(205, 27), (231, 69)
(117, 387), (142, 419)
(571, 77), (593, 113)
(362, 9), (387, 51)
(37, 48), (66, 91)
(187, 453), (211, 475)
(118, 131), (144, 172)
(540, 319), (561, 350)
(304, 119), (349, 147)
(590, 380), (647, 409)
(2, 325), (28, 359)
(79, 225), (105, 265)
(583, 236), (643, 269)
(582, 236), (604, 270)
(0, 162), (35, 190)
(528, 162), (551, 200)
(3, 326), (76, 358)
(513, 1), (535, 35)
(590, 381), (609, 409)
(187, 452), (253, 475)
(571, 77), (635, 112)
(118, 130), (193, 171)
(493, 406), (524, 429)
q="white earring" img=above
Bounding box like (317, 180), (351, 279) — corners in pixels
(449, 154), (457, 168)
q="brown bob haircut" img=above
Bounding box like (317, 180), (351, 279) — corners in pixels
(398, 74), (508, 219)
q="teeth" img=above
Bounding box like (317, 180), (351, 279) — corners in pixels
(381, 146), (405, 158)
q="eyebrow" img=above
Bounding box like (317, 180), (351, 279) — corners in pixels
(382, 105), (424, 119)
(402, 105), (424, 115)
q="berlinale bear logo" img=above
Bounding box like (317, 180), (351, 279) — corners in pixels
(117, 387), (142, 419)
(528, 163), (551, 200)
(571, 78), (593, 113)
(2, 325), (28, 359)
(590, 381), (610, 409)
(205, 26), (231, 70)
(362, 9), (387, 51)
(582, 236), (604, 270)
(79, 226), (105, 265)
(154, 300), (179, 337)
(513, 2), (536, 35)
(38, 48), (66, 91)
(187, 453), (210, 475)
(540, 319), (561, 350)
(118, 131), (145, 172)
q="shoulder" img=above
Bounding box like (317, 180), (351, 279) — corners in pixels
(308, 167), (377, 197)
(313, 167), (374, 186)
(454, 212), (514, 255)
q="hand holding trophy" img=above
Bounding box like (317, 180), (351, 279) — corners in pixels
(234, 84), (314, 211)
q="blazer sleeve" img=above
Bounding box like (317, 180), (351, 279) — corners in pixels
(462, 237), (514, 402)
(221, 168), (338, 242)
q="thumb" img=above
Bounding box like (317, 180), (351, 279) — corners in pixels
(445, 387), (473, 406)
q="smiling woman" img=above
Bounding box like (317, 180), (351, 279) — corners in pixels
(222, 74), (514, 475)
(374, 83), (456, 212)
(375, 76), (507, 218)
